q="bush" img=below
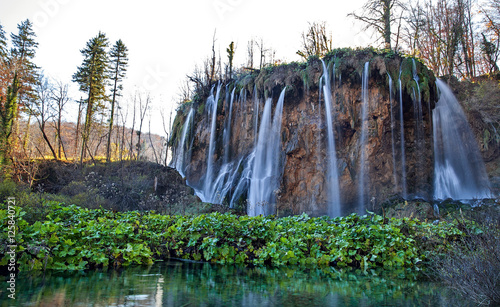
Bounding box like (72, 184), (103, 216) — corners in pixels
(429, 209), (500, 306)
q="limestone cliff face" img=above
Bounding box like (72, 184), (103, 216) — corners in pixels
(170, 49), (437, 216)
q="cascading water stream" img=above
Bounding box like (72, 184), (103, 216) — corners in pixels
(248, 88), (286, 216)
(174, 108), (194, 178)
(358, 62), (370, 212)
(433, 79), (491, 200)
(320, 59), (342, 217)
(201, 83), (222, 202)
(223, 88), (236, 165)
(412, 59), (425, 195)
(398, 67), (408, 198)
(253, 86), (260, 147)
(388, 74), (398, 191)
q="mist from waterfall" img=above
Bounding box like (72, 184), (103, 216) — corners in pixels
(433, 79), (491, 200)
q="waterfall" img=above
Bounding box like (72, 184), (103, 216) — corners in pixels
(433, 79), (491, 200)
(253, 86), (260, 147)
(202, 83), (222, 201)
(320, 60), (342, 217)
(398, 67), (408, 198)
(412, 59), (425, 196)
(358, 62), (370, 212)
(175, 108), (194, 178)
(223, 88), (236, 164)
(388, 74), (398, 191)
(248, 88), (286, 216)
(229, 152), (255, 208)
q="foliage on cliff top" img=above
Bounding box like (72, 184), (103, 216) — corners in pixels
(0, 202), (466, 271)
(169, 47), (437, 148)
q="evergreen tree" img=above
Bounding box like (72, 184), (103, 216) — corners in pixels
(72, 31), (109, 163)
(10, 19), (39, 103)
(0, 74), (19, 176)
(0, 20), (39, 177)
(106, 39), (128, 162)
(0, 24), (7, 60)
(0, 22), (8, 99)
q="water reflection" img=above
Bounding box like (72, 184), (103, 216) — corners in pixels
(1, 261), (470, 306)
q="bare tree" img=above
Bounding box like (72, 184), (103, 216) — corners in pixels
(50, 80), (70, 159)
(118, 101), (128, 161)
(349, 0), (406, 50)
(147, 109), (159, 164)
(160, 107), (171, 166)
(136, 92), (150, 160)
(480, 0), (500, 74)
(129, 93), (137, 160)
(296, 21), (333, 60)
(256, 38), (269, 69)
(247, 38), (255, 69)
(28, 75), (58, 160)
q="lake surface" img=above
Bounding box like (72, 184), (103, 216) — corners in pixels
(1, 261), (472, 306)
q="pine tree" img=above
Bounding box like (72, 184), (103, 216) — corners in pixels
(0, 24), (7, 60)
(10, 19), (40, 103)
(72, 31), (109, 163)
(106, 39), (128, 162)
(0, 20), (39, 176)
(0, 22), (8, 101)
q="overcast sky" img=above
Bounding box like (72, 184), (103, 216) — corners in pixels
(0, 0), (374, 135)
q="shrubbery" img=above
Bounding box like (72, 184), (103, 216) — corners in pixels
(0, 202), (465, 271)
(429, 207), (500, 306)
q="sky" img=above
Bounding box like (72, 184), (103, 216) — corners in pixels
(0, 0), (374, 136)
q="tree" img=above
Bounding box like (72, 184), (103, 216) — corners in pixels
(0, 74), (19, 175)
(135, 92), (150, 160)
(480, 0), (500, 74)
(256, 38), (269, 69)
(72, 31), (109, 163)
(51, 80), (70, 159)
(349, 0), (405, 50)
(226, 41), (235, 79)
(28, 74), (58, 160)
(0, 20), (39, 176)
(0, 23), (9, 95)
(10, 19), (39, 104)
(0, 24), (7, 60)
(296, 21), (333, 60)
(106, 39), (128, 162)
(247, 39), (255, 69)
(402, 1), (426, 56)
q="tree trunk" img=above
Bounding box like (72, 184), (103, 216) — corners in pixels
(106, 56), (120, 162)
(383, 0), (392, 50)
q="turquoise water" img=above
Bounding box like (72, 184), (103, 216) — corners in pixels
(1, 261), (471, 306)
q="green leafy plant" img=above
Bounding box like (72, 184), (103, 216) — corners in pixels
(0, 203), (468, 272)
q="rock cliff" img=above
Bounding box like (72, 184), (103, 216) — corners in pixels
(171, 49), (440, 216)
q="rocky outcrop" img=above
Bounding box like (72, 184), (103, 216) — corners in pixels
(171, 49), (438, 216)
